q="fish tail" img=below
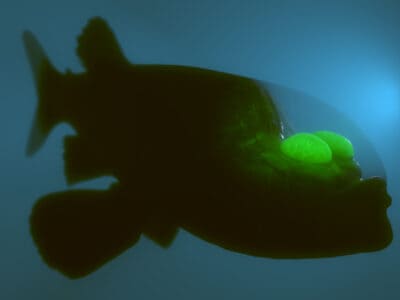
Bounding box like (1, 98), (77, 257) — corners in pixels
(30, 187), (143, 279)
(22, 31), (62, 156)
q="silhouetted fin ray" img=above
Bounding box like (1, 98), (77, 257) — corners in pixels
(22, 31), (62, 156)
(143, 219), (179, 248)
(76, 17), (129, 71)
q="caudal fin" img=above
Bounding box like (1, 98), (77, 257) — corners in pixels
(30, 188), (143, 279)
(23, 31), (62, 156)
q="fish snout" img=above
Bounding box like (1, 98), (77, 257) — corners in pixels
(360, 177), (391, 208)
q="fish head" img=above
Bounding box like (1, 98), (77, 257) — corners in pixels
(248, 81), (393, 255)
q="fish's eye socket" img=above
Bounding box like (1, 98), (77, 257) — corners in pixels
(280, 133), (332, 164)
(313, 131), (354, 159)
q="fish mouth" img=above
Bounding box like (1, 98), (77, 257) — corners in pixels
(382, 189), (392, 208)
(385, 197), (392, 208)
(359, 177), (392, 208)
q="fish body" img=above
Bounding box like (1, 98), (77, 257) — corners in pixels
(24, 17), (392, 279)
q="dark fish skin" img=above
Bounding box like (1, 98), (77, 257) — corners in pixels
(25, 17), (392, 279)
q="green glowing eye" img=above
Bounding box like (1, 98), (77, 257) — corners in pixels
(280, 133), (332, 163)
(313, 131), (354, 159)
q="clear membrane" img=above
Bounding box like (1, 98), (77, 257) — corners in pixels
(256, 80), (386, 180)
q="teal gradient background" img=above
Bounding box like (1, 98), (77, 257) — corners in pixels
(1, 0), (400, 299)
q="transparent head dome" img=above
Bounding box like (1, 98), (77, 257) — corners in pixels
(256, 80), (386, 180)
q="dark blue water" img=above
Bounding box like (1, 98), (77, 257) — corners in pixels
(1, 0), (400, 299)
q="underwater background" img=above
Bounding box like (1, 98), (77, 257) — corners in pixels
(1, 0), (400, 299)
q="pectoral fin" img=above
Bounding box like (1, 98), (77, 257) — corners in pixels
(30, 187), (143, 279)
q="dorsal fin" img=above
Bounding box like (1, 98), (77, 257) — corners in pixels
(76, 17), (129, 71)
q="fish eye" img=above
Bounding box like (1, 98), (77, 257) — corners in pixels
(313, 131), (354, 159)
(280, 132), (332, 164)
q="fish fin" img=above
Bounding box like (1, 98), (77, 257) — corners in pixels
(76, 17), (129, 72)
(30, 188), (143, 279)
(22, 31), (62, 156)
(144, 221), (179, 248)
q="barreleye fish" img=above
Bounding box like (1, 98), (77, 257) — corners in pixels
(23, 17), (393, 279)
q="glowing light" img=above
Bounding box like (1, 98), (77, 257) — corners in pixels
(280, 133), (332, 164)
(313, 131), (354, 159)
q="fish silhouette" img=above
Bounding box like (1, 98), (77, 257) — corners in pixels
(23, 17), (392, 279)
